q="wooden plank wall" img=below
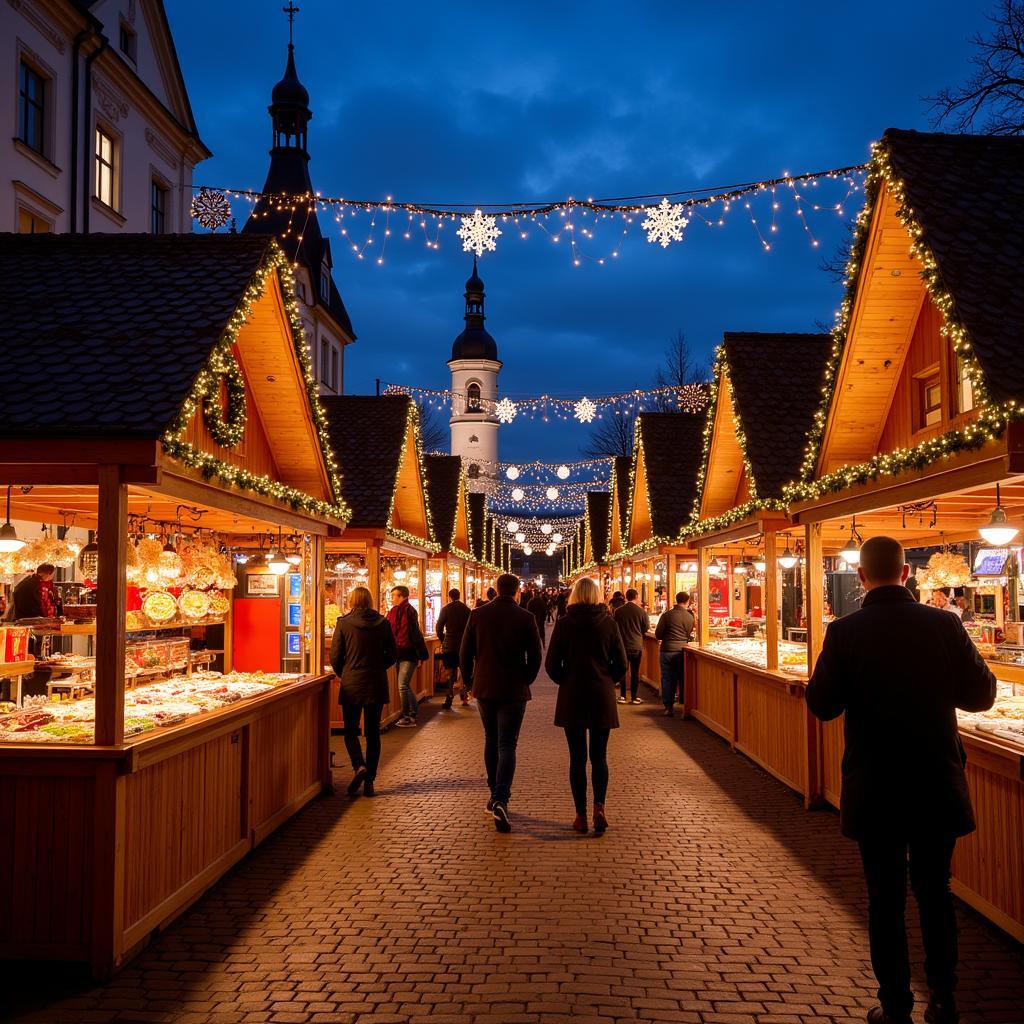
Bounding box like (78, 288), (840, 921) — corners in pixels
(690, 656), (736, 742)
(734, 674), (807, 794)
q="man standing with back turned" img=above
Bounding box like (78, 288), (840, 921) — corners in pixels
(613, 588), (650, 704)
(460, 573), (542, 833)
(806, 536), (995, 1024)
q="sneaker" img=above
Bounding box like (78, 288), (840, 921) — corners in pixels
(395, 716), (417, 728)
(363, 780), (375, 797)
(924, 992), (959, 1024)
(617, 695), (627, 704)
(485, 797), (495, 815)
(492, 802), (512, 833)
(631, 696), (643, 704)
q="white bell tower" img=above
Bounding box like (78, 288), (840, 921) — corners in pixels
(448, 259), (502, 491)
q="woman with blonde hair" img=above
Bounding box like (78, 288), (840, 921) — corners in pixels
(330, 586), (397, 796)
(544, 576), (627, 833)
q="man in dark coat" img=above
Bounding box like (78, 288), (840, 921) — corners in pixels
(527, 589), (548, 644)
(12, 563), (63, 619)
(436, 588), (472, 709)
(806, 536), (996, 1024)
(460, 573), (543, 832)
(613, 589), (650, 705)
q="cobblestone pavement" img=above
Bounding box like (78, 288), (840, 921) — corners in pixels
(12, 669), (1024, 1024)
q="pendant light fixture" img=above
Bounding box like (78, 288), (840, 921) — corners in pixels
(839, 516), (862, 566)
(979, 482), (1019, 546)
(778, 537), (798, 571)
(753, 554), (767, 573)
(733, 552), (750, 574)
(266, 529), (289, 575)
(0, 485), (25, 553)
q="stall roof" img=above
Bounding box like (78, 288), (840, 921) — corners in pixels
(468, 491), (487, 562)
(721, 332), (831, 500)
(0, 233), (277, 439)
(424, 455), (470, 557)
(587, 492), (611, 564)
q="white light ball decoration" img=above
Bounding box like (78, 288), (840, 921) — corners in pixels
(511, 487), (525, 502)
(540, 523), (553, 535)
(515, 532), (526, 543)
(506, 466), (520, 481)
(556, 465), (570, 480)
(506, 521), (519, 533)
(553, 532), (563, 544)
(546, 487), (559, 500)
(546, 546), (555, 556)
(523, 545), (533, 556)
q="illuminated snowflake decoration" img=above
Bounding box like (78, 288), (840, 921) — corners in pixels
(641, 197), (689, 248)
(190, 187), (232, 230)
(574, 396), (597, 423)
(457, 209), (502, 257)
(495, 397), (517, 423)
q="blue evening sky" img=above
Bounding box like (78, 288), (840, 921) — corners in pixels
(169, 0), (990, 466)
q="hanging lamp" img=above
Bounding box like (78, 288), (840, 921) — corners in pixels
(839, 516), (862, 566)
(778, 538), (798, 570)
(979, 482), (1019, 546)
(0, 485), (25, 553)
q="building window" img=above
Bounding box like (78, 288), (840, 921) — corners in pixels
(150, 180), (167, 234)
(320, 338), (330, 385)
(18, 61), (46, 155)
(466, 381), (481, 411)
(18, 208), (50, 233)
(331, 346), (340, 393)
(119, 21), (138, 62)
(918, 372), (942, 428)
(94, 126), (118, 209)
(320, 267), (330, 302)
(956, 353), (975, 415)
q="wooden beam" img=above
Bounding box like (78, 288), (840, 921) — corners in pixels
(0, 439), (160, 466)
(311, 534), (325, 675)
(697, 545), (710, 647)
(764, 531), (779, 672)
(805, 523), (825, 669)
(94, 466), (127, 747)
(691, 512), (791, 548)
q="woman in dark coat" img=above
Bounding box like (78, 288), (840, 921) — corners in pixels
(330, 586), (397, 797)
(545, 577), (628, 834)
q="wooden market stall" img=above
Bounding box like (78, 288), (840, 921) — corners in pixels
(424, 454), (474, 609)
(319, 395), (441, 723)
(606, 455), (632, 594)
(0, 233), (346, 975)
(465, 492), (501, 600)
(586, 491), (612, 592)
(783, 129), (1024, 941)
(681, 331), (831, 803)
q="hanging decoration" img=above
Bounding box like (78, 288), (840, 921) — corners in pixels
(190, 187), (232, 230)
(641, 197), (688, 248)
(917, 551), (972, 591)
(457, 209), (502, 257)
(201, 348), (247, 449)
(574, 397), (597, 424)
(495, 397), (518, 424)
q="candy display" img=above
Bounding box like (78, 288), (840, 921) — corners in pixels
(704, 637), (808, 677)
(142, 591), (177, 623)
(179, 589), (211, 619)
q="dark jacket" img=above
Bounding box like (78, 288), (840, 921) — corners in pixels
(527, 596), (548, 642)
(330, 608), (398, 705)
(806, 585), (996, 840)
(387, 600), (428, 662)
(613, 601), (650, 653)
(436, 599), (471, 654)
(655, 605), (695, 652)
(459, 595), (543, 702)
(545, 603), (627, 730)
(12, 574), (62, 620)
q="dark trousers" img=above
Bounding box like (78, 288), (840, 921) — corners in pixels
(341, 702), (383, 780)
(857, 834), (959, 1014)
(660, 649), (685, 707)
(564, 727), (610, 815)
(477, 698), (527, 805)
(620, 650), (642, 699)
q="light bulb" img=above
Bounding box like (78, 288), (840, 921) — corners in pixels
(523, 545), (533, 556)
(556, 465), (570, 479)
(540, 523), (552, 535)
(267, 550), (290, 575)
(546, 487), (558, 500)
(779, 546), (798, 570)
(553, 533), (563, 543)
(511, 488), (525, 502)
(506, 466), (520, 480)
(506, 521), (519, 533)
(515, 532), (525, 543)
(979, 506), (1019, 546)
(839, 540), (860, 566)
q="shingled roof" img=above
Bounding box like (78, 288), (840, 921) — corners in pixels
(0, 232), (276, 439)
(637, 413), (705, 538)
(424, 455), (463, 552)
(320, 395), (413, 529)
(882, 129), (1024, 406)
(722, 333), (831, 500)
(586, 492), (611, 564)
(468, 492), (487, 561)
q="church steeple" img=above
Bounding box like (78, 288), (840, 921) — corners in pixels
(451, 258), (498, 361)
(269, 4), (311, 155)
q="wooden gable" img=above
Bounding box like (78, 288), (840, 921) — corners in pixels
(388, 416), (430, 542)
(627, 446), (652, 549)
(699, 373), (746, 519)
(182, 272), (332, 502)
(453, 475), (471, 554)
(582, 506), (593, 565)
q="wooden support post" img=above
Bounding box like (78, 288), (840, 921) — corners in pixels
(310, 533), (325, 675)
(367, 543), (381, 612)
(95, 465), (127, 747)
(697, 545), (710, 647)
(764, 531), (779, 672)
(667, 550), (678, 604)
(803, 521), (825, 808)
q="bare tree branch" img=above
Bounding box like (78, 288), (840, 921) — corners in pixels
(417, 400), (449, 454)
(926, 0), (1024, 135)
(580, 411), (637, 459)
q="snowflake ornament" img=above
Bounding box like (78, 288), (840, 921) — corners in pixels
(574, 396), (597, 423)
(641, 197), (689, 248)
(495, 397), (517, 423)
(457, 209), (502, 257)
(190, 188), (232, 230)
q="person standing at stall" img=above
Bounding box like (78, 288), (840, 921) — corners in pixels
(330, 587), (397, 797)
(437, 588), (472, 709)
(387, 585), (428, 728)
(460, 573), (542, 833)
(545, 577), (626, 834)
(613, 589), (650, 705)
(655, 592), (695, 717)
(527, 588), (548, 645)
(806, 536), (996, 1024)
(12, 563), (63, 619)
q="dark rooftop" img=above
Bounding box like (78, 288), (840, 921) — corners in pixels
(586, 491), (612, 564)
(424, 454), (464, 552)
(468, 492), (487, 561)
(638, 412), (705, 538)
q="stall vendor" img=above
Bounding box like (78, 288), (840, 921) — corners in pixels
(11, 563), (63, 619)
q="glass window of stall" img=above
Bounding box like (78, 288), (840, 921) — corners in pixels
(380, 555), (422, 614)
(424, 558), (445, 635)
(325, 554), (368, 635)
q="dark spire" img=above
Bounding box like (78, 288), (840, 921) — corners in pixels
(450, 259), (499, 362)
(269, 4), (311, 154)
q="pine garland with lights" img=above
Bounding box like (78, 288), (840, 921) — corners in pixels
(202, 347), (247, 448)
(384, 399), (441, 554)
(161, 242), (351, 522)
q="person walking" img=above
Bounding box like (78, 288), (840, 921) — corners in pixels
(330, 587), (397, 797)
(386, 585), (428, 727)
(806, 536), (996, 1024)
(527, 588), (548, 645)
(613, 589), (650, 705)
(545, 577), (627, 834)
(460, 573), (543, 833)
(608, 590), (625, 612)
(436, 588), (472, 709)
(556, 589), (568, 618)
(655, 591), (695, 717)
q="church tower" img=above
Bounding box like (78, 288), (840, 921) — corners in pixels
(243, 5), (355, 395)
(448, 259), (502, 491)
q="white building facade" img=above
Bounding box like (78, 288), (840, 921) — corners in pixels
(2, 0), (209, 234)
(448, 262), (501, 490)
